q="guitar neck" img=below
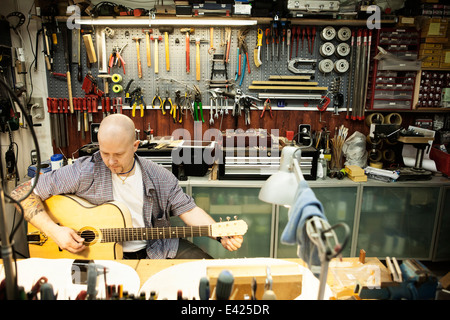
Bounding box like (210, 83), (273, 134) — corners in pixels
(100, 225), (212, 242)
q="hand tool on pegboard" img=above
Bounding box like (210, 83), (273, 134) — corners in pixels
(159, 26), (174, 71)
(152, 87), (164, 114)
(43, 25), (53, 70)
(71, 28), (82, 82)
(346, 30), (355, 120)
(180, 28), (194, 73)
(62, 27), (74, 114)
(265, 28), (271, 62)
(235, 27), (250, 86)
(254, 28), (263, 68)
(132, 37), (143, 78)
(142, 29), (152, 67)
(108, 44), (127, 74)
(260, 98), (273, 119)
(151, 34), (163, 74)
(191, 37), (208, 81)
(208, 27), (216, 55)
(224, 27), (232, 63)
(46, 98), (58, 147)
(290, 26), (295, 60)
(193, 85), (204, 122)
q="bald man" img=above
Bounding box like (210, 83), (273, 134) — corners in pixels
(11, 114), (243, 259)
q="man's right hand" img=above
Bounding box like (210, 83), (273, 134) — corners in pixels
(50, 225), (86, 253)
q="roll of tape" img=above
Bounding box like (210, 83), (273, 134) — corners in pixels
(112, 74), (122, 83)
(385, 113), (402, 125)
(365, 112), (385, 126)
(321, 26), (336, 41)
(318, 59), (334, 73)
(334, 59), (349, 73)
(337, 27), (352, 41)
(383, 149), (396, 162)
(336, 43), (350, 57)
(369, 149), (382, 162)
(112, 84), (123, 93)
(320, 42), (335, 57)
(369, 161), (383, 169)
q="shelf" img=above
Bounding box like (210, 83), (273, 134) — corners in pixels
(366, 108), (450, 113)
(55, 15), (397, 27)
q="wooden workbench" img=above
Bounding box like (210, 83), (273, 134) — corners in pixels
(123, 257), (391, 298)
(1, 257), (390, 299)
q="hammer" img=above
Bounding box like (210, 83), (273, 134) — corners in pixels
(191, 38), (208, 81)
(142, 29), (152, 67)
(158, 26), (174, 71)
(133, 37), (143, 78)
(180, 28), (194, 73)
(151, 34), (163, 74)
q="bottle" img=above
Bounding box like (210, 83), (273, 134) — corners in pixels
(319, 149), (327, 180)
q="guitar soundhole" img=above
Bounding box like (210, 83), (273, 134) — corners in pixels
(78, 227), (98, 246)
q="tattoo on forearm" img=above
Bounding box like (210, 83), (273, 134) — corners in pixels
(10, 181), (45, 221)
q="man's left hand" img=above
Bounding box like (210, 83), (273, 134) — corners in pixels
(219, 235), (243, 251)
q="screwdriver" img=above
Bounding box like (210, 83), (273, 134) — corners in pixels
(265, 28), (270, 62)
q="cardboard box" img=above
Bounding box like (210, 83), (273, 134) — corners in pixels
(422, 61), (441, 68)
(345, 165), (365, 176)
(420, 43), (443, 50)
(421, 18), (449, 37)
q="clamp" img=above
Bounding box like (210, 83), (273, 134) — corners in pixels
(317, 94), (331, 122)
(261, 98), (273, 119)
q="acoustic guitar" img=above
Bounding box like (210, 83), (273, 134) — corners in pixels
(27, 194), (248, 260)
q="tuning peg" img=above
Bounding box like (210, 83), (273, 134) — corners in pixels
(220, 217), (223, 222)
(226, 216), (230, 221)
(234, 216), (237, 220)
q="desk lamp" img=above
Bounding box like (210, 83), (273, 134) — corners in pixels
(258, 146), (349, 300)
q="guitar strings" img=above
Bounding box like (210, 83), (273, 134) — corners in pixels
(99, 226), (213, 242)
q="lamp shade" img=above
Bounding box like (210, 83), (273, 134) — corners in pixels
(258, 170), (298, 206)
(258, 146), (301, 206)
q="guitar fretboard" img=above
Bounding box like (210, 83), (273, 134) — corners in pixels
(99, 225), (212, 242)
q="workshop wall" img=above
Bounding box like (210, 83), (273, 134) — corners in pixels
(44, 21), (416, 159)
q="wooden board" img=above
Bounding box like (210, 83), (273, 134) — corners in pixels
(249, 85), (328, 91)
(268, 75), (311, 80)
(252, 81), (319, 86)
(207, 264), (302, 300)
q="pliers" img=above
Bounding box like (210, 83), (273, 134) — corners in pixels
(131, 87), (145, 117)
(193, 85), (204, 122)
(260, 98), (273, 119)
(162, 90), (173, 117)
(170, 90), (183, 123)
(235, 28), (251, 87)
(152, 87), (164, 114)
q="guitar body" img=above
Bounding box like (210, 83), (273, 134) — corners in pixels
(28, 195), (132, 260)
(27, 195), (248, 260)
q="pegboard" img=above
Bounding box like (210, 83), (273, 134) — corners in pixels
(46, 24), (364, 115)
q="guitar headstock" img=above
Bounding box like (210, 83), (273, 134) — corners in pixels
(211, 217), (248, 237)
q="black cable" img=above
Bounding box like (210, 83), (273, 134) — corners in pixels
(0, 77), (41, 201)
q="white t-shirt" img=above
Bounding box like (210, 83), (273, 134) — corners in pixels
(111, 161), (147, 252)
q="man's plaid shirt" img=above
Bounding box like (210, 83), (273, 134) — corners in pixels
(34, 151), (196, 258)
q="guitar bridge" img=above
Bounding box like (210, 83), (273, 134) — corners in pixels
(27, 231), (48, 246)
